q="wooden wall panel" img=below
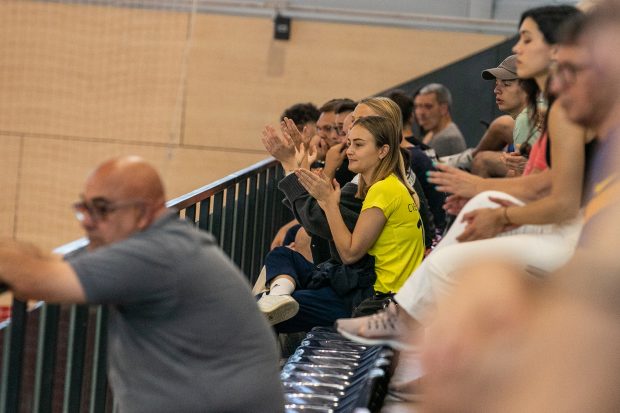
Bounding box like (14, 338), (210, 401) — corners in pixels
(0, 1), (187, 144)
(0, 135), (21, 238)
(184, 15), (505, 151)
(0, 0), (506, 249)
(16, 137), (266, 250)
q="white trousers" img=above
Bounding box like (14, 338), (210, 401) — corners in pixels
(395, 191), (583, 323)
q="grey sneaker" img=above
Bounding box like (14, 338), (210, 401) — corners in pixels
(335, 302), (414, 351)
(257, 294), (299, 325)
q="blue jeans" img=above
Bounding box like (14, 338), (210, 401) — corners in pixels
(265, 247), (351, 333)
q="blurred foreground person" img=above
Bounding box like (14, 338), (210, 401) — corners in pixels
(421, 6), (620, 412)
(420, 259), (620, 413)
(0, 156), (284, 413)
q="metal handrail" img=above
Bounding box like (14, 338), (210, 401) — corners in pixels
(167, 157), (277, 210)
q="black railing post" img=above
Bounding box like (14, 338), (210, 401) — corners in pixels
(185, 204), (197, 224)
(253, 171), (267, 282)
(211, 191), (224, 246)
(222, 186), (237, 257)
(32, 303), (60, 413)
(233, 179), (248, 268)
(89, 306), (108, 413)
(198, 198), (211, 232)
(245, 174), (258, 280)
(62, 305), (89, 413)
(0, 299), (28, 413)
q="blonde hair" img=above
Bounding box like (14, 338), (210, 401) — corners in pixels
(352, 116), (414, 200)
(354, 98), (414, 199)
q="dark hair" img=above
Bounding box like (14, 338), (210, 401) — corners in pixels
(335, 99), (357, 114)
(319, 98), (352, 113)
(557, 12), (590, 46)
(280, 102), (320, 125)
(519, 5), (582, 45)
(520, 77), (539, 129)
(385, 89), (413, 127)
(519, 5), (583, 131)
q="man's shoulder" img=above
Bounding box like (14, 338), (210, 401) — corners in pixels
(436, 122), (464, 139)
(144, 212), (215, 243)
(83, 213), (214, 261)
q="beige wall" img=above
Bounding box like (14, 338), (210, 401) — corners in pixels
(0, 0), (506, 250)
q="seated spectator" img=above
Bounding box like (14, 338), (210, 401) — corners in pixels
(351, 97), (436, 245)
(421, 9), (620, 411)
(258, 116), (425, 332)
(280, 101), (320, 145)
(314, 99), (357, 183)
(552, 5), (620, 299)
(271, 98), (355, 263)
(440, 55), (540, 177)
(270, 102), (321, 251)
(471, 55), (541, 177)
(0, 156), (284, 413)
(266, 97), (429, 299)
(334, 100), (357, 141)
(336, 4), (586, 350)
(387, 89), (447, 231)
(331, 99), (358, 185)
(415, 83), (467, 157)
(421, 10), (620, 402)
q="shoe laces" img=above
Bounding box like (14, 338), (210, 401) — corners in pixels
(367, 305), (399, 333)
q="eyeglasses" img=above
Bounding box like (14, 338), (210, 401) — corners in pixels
(72, 198), (144, 223)
(553, 62), (591, 87)
(316, 124), (335, 134)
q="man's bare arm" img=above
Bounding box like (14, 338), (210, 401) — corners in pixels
(0, 241), (86, 303)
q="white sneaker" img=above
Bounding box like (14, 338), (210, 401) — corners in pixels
(257, 294), (299, 325)
(335, 302), (415, 351)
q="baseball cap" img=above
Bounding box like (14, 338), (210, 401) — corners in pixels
(481, 55), (518, 80)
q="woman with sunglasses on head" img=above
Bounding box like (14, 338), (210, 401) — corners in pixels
(336, 5), (592, 349)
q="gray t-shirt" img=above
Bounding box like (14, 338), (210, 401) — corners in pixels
(430, 122), (467, 158)
(68, 212), (284, 413)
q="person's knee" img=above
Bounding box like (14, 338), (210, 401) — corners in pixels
(471, 151), (508, 178)
(461, 190), (515, 213)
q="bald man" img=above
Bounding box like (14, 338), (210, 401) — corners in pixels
(0, 156), (284, 413)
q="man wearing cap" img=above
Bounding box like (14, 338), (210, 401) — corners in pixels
(472, 55), (539, 177)
(440, 56), (531, 176)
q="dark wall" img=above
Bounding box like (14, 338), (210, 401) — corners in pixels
(377, 36), (517, 148)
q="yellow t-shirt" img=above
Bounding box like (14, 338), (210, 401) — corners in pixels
(362, 174), (425, 293)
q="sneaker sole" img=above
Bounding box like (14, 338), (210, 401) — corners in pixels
(261, 299), (300, 326)
(337, 328), (414, 352)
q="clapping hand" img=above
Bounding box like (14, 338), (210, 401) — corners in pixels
(261, 125), (297, 171)
(323, 143), (347, 180)
(295, 168), (341, 209)
(296, 144), (318, 170)
(281, 117), (310, 150)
